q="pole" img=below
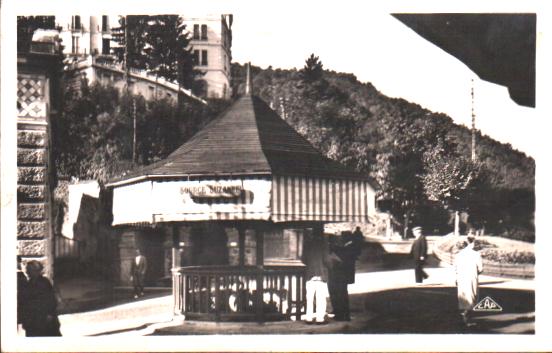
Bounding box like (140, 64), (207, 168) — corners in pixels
(132, 98), (137, 164)
(123, 16), (136, 165)
(123, 16), (129, 87)
(255, 226), (264, 322)
(471, 78), (476, 162)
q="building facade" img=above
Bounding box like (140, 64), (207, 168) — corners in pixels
(55, 14), (232, 100)
(56, 14), (118, 58)
(184, 14), (233, 99)
(17, 38), (62, 281)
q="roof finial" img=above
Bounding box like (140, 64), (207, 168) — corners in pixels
(245, 62), (252, 95)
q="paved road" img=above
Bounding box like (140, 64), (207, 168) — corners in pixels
(152, 251), (535, 335)
(57, 241), (534, 336)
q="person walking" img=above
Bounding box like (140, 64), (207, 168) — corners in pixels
(130, 249), (147, 299)
(455, 236), (483, 326)
(410, 226), (429, 284)
(22, 260), (61, 336)
(303, 227), (330, 324)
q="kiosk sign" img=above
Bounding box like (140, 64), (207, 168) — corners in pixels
(149, 178), (272, 222)
(180, 184), (243, 198)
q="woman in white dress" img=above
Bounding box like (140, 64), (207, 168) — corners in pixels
(455, 236), (483, 326)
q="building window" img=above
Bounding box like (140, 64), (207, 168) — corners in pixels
(193, 24), (200, 40)
(102, 15), (109, 32)
(72, 36), (80, 54)
(72, 15), (81, 30)
(201, 24), (208, 40)
(201, 50), (208, 66)
(102, 38), (110, 55)
(192, 50), (199, 65)
(263, 228), (303, 264)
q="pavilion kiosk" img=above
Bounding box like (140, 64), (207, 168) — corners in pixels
(108, 78), (377, 322)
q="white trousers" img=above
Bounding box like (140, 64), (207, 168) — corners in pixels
(305, 277), (328, 322)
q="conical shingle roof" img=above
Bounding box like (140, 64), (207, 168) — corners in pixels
(110, 94), (370, 186)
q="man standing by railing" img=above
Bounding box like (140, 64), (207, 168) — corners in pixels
(303, 227), (330, 324)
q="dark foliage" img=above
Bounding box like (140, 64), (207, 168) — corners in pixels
(53, 80), (228, 183)
(110, 15), (202, 92)
(231, 59), (535, 240)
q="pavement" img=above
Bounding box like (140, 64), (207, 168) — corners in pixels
(56, 238), (535, 336)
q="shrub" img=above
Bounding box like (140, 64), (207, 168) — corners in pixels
(480, 248), (535, 264)
(439, 237), (496, 254)
(500, 226), (535, 243)
(437, 236), (534, 265)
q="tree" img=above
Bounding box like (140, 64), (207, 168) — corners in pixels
(146, 15), (198, 88)
(300, 54), (324, 82)
(53, 80), (227, 182)
(111, 16), (150, 70)
(372, 100), (454, 237)
(111, 15), (200, 91)
(422, 143), (481, 235)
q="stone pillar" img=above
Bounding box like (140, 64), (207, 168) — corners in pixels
(17, 51), (60, 281)
(177, 225), (193, 267)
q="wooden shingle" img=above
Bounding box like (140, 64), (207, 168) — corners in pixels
(110, 94), (371, 185)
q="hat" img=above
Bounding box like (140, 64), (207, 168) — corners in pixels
(412, 226), (422, 232)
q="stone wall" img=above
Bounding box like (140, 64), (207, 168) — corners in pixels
(16, 66), (55, 280)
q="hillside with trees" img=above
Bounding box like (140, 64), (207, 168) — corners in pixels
(231, 58), (535, 241)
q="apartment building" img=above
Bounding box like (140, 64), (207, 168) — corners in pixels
(55, 14), (232, 100)
(184, 14), (233, 99)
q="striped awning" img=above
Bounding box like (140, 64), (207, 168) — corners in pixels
(111, 175), (376, 225)
(271, 175), (375, 222)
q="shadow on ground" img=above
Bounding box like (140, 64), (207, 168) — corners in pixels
(350, 286), (535, 334)
(151, 286), (534, 335)
(356, 242), (442, 273)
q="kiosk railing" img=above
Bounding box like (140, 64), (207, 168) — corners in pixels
(172, 265), (306, 322)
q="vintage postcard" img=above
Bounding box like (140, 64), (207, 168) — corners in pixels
(1, 0), (550, 352)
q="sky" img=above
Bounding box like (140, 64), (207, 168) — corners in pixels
(2, 1), (552, 350)
(229, 3), (542, 158)
(6, 1), (544, 157)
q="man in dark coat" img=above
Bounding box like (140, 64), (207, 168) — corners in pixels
(410, 226), (429, 283)
(131, 249), (147, 298)
(328, 231), (362, 321)
(22, 260), (61, 336)
(303, 226), (330, 324)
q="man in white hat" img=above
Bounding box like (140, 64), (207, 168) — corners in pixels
(410, 226), (429, 283)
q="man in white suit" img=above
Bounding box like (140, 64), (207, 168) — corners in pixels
(455, 236), (483, 326)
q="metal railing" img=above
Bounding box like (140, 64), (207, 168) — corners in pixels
(172, 265), (306, 322)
